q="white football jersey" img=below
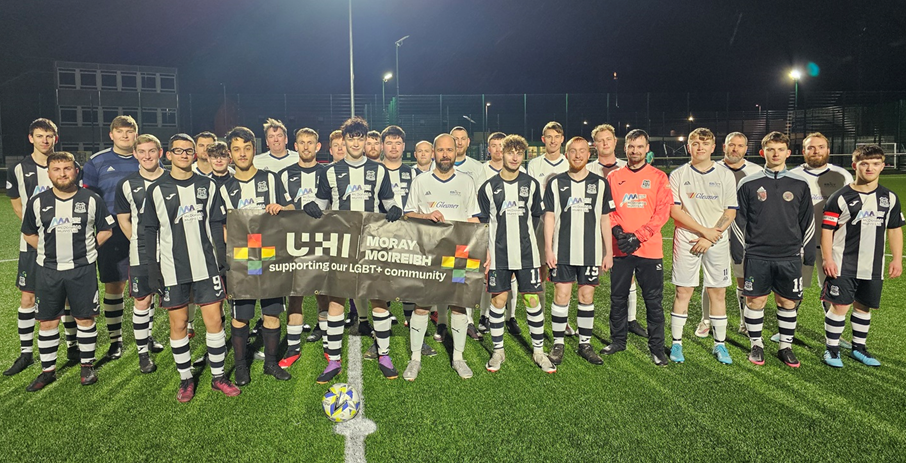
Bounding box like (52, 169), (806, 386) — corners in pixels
(405, 172), (480, 222)
(527, 154), (568, 192)
(669, 161), (738, 242)
(254, 150), (298, 173)
(453, 156), (486, 188)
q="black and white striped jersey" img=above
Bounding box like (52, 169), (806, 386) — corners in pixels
(142, 173), (226, 286)
(386, 164), (417, 210)
(114, 172), (158, 268)
(313, 158), (397, 212)
(218, 170), (290, 211)
(7, 156), (53, 252)
(823, 184), (905, 280)
(542, 172), (614, 267)
(477, 173), (544, 270)
(21, 188), (114, 270)
(279, 163), (325, 209)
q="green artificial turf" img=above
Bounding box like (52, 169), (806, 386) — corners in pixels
(1, 176), (905, 462)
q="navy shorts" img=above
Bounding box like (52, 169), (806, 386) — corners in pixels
(35, 264), (100, 320)
(549, 264), (600, 286)
(487, 268), (543, 294)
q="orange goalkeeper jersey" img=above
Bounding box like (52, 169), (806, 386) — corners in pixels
(605, 163), (672, 259)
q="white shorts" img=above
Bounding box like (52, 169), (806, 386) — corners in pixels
(671, 232), (732, 288)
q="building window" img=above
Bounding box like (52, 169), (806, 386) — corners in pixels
(122, 107), (140, 122)
(81, 108), (98, 125)
(160, 74), (176, 92)
(60, 107), (79, 126)
(103, 109), (120, 125)
(121, 72), (137, 90)
(101, 72), (118, 90)
(58, 69), (77, 88)
(141, 73), (158, 92)
(79, 70), (98, 89)
(161, 108), (177, 127)
(142, 109), (159, 126)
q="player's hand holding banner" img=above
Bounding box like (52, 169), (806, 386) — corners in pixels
(226, 210), (488, 308)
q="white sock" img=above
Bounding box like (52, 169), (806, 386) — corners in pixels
(410, 313), (429, 361)
(450, 312), (468, 361)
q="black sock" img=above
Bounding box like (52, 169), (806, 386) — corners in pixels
(232, 324), (249, 368)
(262, 327), (280, 364)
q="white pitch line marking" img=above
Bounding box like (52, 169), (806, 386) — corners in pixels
(334, 334), (376, 463)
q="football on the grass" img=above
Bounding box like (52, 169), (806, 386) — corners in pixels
(322, 383), (361, 422)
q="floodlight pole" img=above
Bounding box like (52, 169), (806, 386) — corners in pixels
(395, 35), (409, 99)
(349, 0), (355, 117)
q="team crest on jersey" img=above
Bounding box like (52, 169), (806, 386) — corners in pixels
(783, 191), (794, 202)
(74, 202), (87, 214)
(880, 197), (890, 208)
(641, 180), (651, 189)
(366, 171), (376, 181)
(257, 181), (268, 192)
(18, 271), (26, 287)
(519, 186), (529, 197)
(132, 279), (139, 294)
(587, 183), (597, 195)
(757, 186), (767, 202)
(401, 172), (410, 180)
(744, 276), (754, 291)
(197, 187), (208, 199)
(829, 285), (840, 297)
(162, 287), (170, 302)
(708, 181), (721, 188)
(488, 273), (496, 287)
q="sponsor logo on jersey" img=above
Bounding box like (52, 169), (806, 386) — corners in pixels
(175, 204), (203, 223)
(365, 170), (376, 181)
(853, 209), (885, 225)
(74, 202), (87, 214)
(237, 197), (260, 209)
(499, 200), (523, 216)
(197, 187), (208, 199)
(42, 206), (53, 212)
(295, 187), (315, 201)
(48, 216), (80, 233)
(428, 201), (460, 210)
(256, 181), (267, 192)
(449, 190), (462, 197)
(641, 180), (651, 189)
(342, 184), (367, 201)
(587, 183), (597, 195)
(619, 193), (647, 208)
(756, 186), (767, 202)
(33, 185), (51, 196)
(880, 197), (890, 208)
(25, 172), (35, 177)
(783, 191), (794, 202)
(708, 181), (722, 187)
(564, 196), (591, 212)
(687, 192), (719, 200)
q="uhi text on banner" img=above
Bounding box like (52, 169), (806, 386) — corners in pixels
(226, 210), (488, 308)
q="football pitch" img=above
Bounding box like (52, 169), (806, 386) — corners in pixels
(2, 176), (906, 462)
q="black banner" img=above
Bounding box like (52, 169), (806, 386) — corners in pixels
(226, 210), (489, 308)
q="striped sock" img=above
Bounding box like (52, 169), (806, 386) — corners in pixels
(170, 336), (192, 380)
(409, 313), (429, 361)
(37, 329), (59, 372)
(318, 312), (329, 351)
(77, 322), (97, 365)
(551, 303), (568, 345)
(670, 312), (688, 345)
(577, 303), (595, 344)
(326, 313), (344, 361)
(851, 310), (871, 347)
(777, 308), (798, 350)
(17, 306), (35, 354)
(489, 303), (506, 350)
(62, 307), (77, 347)
(744, 306), (764, 348)
(711, 315), (728, 345)
(148, 302), (155, 333)
(372, 310), (392, 356)
(525, 302), (545, 353)
(103, 292), (124, 342)
(825, 310), (846, 350)
(133, 308), (151, 354)
(286, 324), (304, 353)
(207, 330), (226, 377)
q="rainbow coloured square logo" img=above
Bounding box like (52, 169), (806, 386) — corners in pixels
(441, 245), (481, 284)
(233, 234), (275, 275)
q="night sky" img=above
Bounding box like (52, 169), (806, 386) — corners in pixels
(2, 0), (905, 95)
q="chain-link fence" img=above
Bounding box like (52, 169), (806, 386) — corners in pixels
(3, 90), (905, 169)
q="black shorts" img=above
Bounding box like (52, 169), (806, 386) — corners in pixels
(549, 264), (600, 286)
(17, 249), (37, 292)
(128, 267), (159, 300)
(487, 268), (543, 294)
(35, 264), (100, 321)
(160, 275), (226, 309)
(232, 297), (285, 320)
(97, 226), (129, 283)
(743, 258), (803, 301)
(822, 276), (883, 309)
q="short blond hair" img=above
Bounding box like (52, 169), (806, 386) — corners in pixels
(133, 134), (161, 151)
(591, 124), (615, 140)
(263, 118), (287, 137)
